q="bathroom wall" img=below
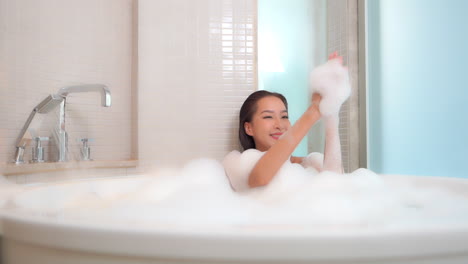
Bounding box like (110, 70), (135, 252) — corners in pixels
(1, 0), (255, 173)
(0, 0), (135, 164)
(0, 0), (360, 175)
(368, 0), (468, 177)
(138, 0), (256, 168)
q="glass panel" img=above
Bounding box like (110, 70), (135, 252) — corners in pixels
(258, 0), (327, 156)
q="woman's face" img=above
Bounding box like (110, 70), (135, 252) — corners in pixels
(244, 96), (291, 151)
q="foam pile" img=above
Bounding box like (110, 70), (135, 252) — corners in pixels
(8, 157), (468, 231)
(0, 175), (24, 209)
(309, 58), (351, 117)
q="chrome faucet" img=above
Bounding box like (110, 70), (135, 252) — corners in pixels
(13, 94), (64, 164)
(55, 84), (111, 162)
(57, 84), (111, 107)
(13, 84), (111, 163)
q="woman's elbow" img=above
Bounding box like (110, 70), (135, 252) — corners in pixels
(248, 175), (270, 188)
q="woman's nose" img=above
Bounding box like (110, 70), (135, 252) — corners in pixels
(275, 117), (290, 131)
(274, 117), (283, 129)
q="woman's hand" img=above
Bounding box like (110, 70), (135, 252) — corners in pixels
(309, 51), (343, 116)
(328, 51), (347, 70)
(310, 93), (322, 115)
(328, 51), (343, 64)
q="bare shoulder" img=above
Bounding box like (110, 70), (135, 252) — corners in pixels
(222, 149), (264, 192)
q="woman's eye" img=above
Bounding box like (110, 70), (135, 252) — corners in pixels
(263, 116), (272, 119)
(282, 116), (289, 119)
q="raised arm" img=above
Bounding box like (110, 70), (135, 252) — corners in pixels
(322, 114), (344, 173)
(248, 94), (322, 188)
(317, 51), (348, 174)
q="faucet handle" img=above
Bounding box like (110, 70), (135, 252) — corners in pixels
(78, 138), (94, 161)
(31, 137), (49, 163)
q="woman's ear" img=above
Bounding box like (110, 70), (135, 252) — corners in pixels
(244, 122), (253, 136)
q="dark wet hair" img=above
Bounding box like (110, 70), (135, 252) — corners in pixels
(239, 90), (288, 150)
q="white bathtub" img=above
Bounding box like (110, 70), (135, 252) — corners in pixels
(2, 173), (468, 264)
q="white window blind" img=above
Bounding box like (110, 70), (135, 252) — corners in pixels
(327, 0), (360, 172)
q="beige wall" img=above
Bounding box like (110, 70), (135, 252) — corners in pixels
(0, 0), (135, 164)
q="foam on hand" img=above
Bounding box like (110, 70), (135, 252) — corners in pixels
(309, 58), (351, 116)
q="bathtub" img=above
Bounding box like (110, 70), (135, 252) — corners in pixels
(2, 173), (468, 264)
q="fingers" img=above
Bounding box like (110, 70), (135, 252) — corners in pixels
(336, 56), (343, 65)
(328, 51), (343, 65)
(312, 93), (322, 100)
(312, 93), (322, 105)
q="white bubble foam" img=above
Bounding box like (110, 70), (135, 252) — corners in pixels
(7, 159), (468, 232)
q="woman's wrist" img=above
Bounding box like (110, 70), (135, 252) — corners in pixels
(323, 113), (339, 128)
(305, 105), (321, 120)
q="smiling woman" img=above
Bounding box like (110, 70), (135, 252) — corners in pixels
(224, 90), (322, 189)
(224, 53), (350, 190)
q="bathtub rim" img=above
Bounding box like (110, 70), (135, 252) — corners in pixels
(2, 173), (468, 261)
(3, 210), (468, 262)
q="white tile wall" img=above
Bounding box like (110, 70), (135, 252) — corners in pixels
(138, 0), (257, 169)
(0, 0), (135, 164)
(1, 0), (257, 176)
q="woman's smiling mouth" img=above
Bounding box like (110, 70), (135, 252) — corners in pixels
(271, 133), (283, 140)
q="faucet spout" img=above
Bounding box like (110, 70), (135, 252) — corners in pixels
(54, 84), (111, 162)
(57, 84), (111, 107)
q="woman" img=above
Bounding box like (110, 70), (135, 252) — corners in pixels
(224, 52), (345, 190)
